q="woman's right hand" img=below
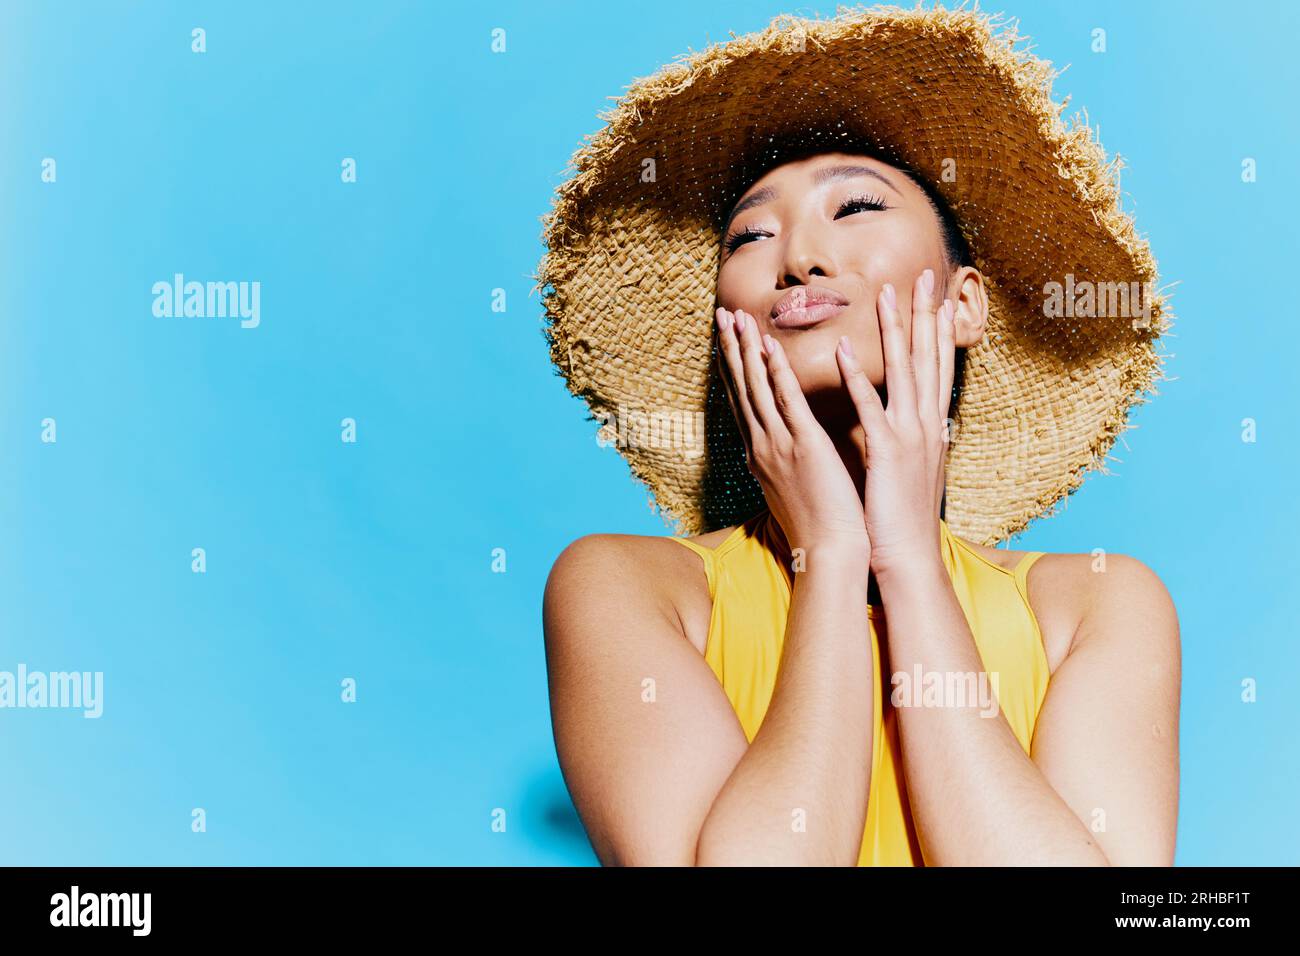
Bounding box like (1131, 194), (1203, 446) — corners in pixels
(716, 307), (872, 560)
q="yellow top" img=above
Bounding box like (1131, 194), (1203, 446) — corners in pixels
(669, 508), (1050, 866)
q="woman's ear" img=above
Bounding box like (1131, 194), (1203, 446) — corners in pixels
(948, 266), (988, 349)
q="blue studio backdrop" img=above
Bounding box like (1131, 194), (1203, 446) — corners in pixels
(2, 0), (1296, 864)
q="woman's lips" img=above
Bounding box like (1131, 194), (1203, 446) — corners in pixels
(772, 302), (848, 329)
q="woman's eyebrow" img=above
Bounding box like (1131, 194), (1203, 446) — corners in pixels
(724, 165), (903, 231)
(725, 186), (776, 230)
(813, 164), (903, 196)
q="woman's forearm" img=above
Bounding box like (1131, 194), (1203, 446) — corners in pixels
(876, 559), (1109, 865)
(695, 541), (874, 866)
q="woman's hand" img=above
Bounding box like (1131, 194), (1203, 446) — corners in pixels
(834, 270), (956, 580)
(716, 307), (871, 559)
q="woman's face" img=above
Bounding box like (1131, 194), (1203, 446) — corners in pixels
(716, 151), (986, 408)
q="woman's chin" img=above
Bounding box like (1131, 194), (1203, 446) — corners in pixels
(782, 340), (885, 401)
(782, 336), (854, 381)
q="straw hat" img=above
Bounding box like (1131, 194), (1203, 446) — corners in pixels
(533, 2), (1172, 545)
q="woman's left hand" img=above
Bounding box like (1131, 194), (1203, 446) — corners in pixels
(835, 269), (956, 581)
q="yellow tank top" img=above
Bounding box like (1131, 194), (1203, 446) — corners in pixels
(669, 508), (1050, 866)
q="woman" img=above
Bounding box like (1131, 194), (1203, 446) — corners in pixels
(536, 6), (1179, 866)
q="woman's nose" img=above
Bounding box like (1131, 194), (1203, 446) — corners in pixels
(779, 226), (836, 287)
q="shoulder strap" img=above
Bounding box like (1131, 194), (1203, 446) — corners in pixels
(668, 536), (716, 562)
(1012, 550), (1045, 591)
(668, 536), (718, 597)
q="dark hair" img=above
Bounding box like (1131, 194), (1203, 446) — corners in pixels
(897, 166), (974, 273)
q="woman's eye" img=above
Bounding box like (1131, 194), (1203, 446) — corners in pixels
(725, 195), (886, 253)
(835, 194), (888, 219)
(724, 227), (769, 253)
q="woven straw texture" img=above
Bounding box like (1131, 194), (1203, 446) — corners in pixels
(534, 2), (1172, 544)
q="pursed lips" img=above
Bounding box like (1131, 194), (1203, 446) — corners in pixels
(771, 285), (850, 329)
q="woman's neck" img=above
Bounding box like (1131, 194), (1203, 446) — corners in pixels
(806, 392), (869, 510)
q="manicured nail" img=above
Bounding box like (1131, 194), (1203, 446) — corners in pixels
(762, 334), (776, 355)
(942, 299), (955, 325)
(838, 335), (855, 358)
(715, 307), (732, 332)
(734, 310), (747, 333)
(921, 269), (934, 297)
(882, 283), (896, 308)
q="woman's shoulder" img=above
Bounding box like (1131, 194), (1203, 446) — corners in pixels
(961, 534), (1169, 595)
(546, 525), (729, 603)
(546, 525), (737, 655)
(957, 534), (1174, 666)
(550, 523), (737, 565)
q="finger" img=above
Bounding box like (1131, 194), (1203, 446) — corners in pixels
(877, 282), (917, 422)
(835, 333), (889, 439)
(762, 333), (819, 436)
(937, 298), (957, 425)
(735, 309), (784, 436)
(912, 269), (940, 422)
(716, 307), (762, 451)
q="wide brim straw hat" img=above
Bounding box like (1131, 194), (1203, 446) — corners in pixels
(533, 1), (1173, 545)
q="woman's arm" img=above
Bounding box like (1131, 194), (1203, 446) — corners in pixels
(876, 551), (1180, 866)
(694, 534), (875, 865)
(543, 530), (876, 866)
(543, 534), (748, 866)
(1025, 552), (1181, 864)
(546, 305), (886, 866)
(836, 269), (1180, 865)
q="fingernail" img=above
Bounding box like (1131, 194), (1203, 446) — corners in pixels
(838, 335), (855, 358)
(715, 307), (732, 332)
(882, 283), (896, 308)
(735, 310), (747, 333)
(762, 334), (776, 355)
(942, 299), (954, 325)
(921, 269), (934, 297)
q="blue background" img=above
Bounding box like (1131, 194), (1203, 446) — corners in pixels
(2, 0), (1295, 865)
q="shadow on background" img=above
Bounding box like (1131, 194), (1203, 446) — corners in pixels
(520, 763), (597, 865)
